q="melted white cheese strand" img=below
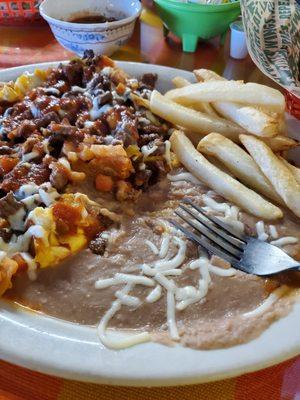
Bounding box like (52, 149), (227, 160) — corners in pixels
(95, 274), (154, 289)
(95, 277), (119, 289)
(115, 290), (141, 307)
(22, 150), (40, 162)
(167, 172), (201, 185)
(202, 195), (245, 233)
(141, 144), (158, 158)
(145, 240), (159, 255)
(269, 225), (279, 239)
(8, 208), (26, 231)
(154, 237), (186, 273)
(115, 273), (154, 287)
(218, 216), (245, 234)
(202, 195), (230, 214)
(167, 290), (180, 341)
(256, 221), (268, 241)
(97, 284), (151, 349)
(0, 225), (47, 255)
(146, 285), (162, 303)
(21, 194), (41, 210)
(243, 286), (288, 318)
(175, 286), (199, 301)
(176, 257), (209, 311)
(154, 273), (180, 340)
(270, 237), (299, 247)
(197, 257), (211, 297)
(208, 265), (236, 277)
(20, 252), (37, 281)
(159, 234), (170, 259)
(154, 273), (177, 292)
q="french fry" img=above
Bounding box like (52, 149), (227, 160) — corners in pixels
(193, 69), (281, 137)
(279, 156), (300, 185)
(170, 130), (283, 220)
(262, 136), (298, 152)
(172, 77), (219, 117)
(183, 129), (298, 152)
(197, 133), (283, 205)
(172, 76), (192, 88)
(165, 80), (285, 114)
(150, 90), (247, 142)
(194, 69), (225, 82)
(240, 134), (300, 218)
(130, 93), (150, 109)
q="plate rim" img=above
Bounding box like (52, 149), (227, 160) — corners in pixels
(0, 60), (299, 386)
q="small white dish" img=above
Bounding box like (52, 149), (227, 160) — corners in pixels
(39, 0), (141, 56)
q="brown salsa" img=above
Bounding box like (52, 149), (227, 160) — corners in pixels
(69, 14), (118, 24)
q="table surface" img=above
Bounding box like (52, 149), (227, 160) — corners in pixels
(0, 7), (299, 400)
(0, 9), (277, 90)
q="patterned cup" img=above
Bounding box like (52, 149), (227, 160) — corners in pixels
(40, 0), (141, 56)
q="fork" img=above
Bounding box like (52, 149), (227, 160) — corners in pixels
(170, 199), (300, 276)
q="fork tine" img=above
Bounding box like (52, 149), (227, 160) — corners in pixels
(175, 209), (242, 258)
(170, 220), (239, 266)
(179, 203), (244, 250)
(183, 198), (246, 242)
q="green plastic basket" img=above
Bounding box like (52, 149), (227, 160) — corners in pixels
(154, 0), (241, 52)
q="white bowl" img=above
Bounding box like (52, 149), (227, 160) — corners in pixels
(40, 0), (141, 56)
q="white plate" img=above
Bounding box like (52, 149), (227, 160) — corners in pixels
(0, 62), (299, 386)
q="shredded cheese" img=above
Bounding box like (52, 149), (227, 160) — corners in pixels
(269, 225), (279, 239)
(243, 286), (288, 318)
(167, 172), (201, 185)
(146, 285), (162, 303)
(97, 283), (151, 349)
(270, 237), (299, 247)
(145, 240), (159, 255)
(141, 144), (158, 158)
(256, 221), (268, 241)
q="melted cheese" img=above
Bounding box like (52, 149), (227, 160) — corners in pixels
(159, 234), (170, 258)
(146, 285), (162, 303)
(256, 221), (268, 241)
(243, 286), (288, 318)
(97, 284), (151, 349)
(145, 240), (159, 255)
(141, 144), (158, 158)
(270, 237), (299, 247)
(167, 290), (180, 341)
(8, 208), (26, 231)
(269, 225), (279, 239)
(167, 172), (201, 185)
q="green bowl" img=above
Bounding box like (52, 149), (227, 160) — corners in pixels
(153, 0), (241, 52)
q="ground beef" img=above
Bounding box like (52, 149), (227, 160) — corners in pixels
(61, 60), (83, 86)
(48, 123), (84, 153)
(0, 228), (12, 242)
(140, 73), (158, 89)
(0, 146), (14, 155)
(139, 124), (167, 135)
(0, 163), (50, 193)
(89, 233), (107, 255)
(0, 192), (22, 218)
(134, 169), (152, 189)
(35, 111), (60, 129)
(16, 120), (36, 139)
(49, 162), (69, 191)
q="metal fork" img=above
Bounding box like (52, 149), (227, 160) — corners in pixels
(170, 199), (300, 276)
